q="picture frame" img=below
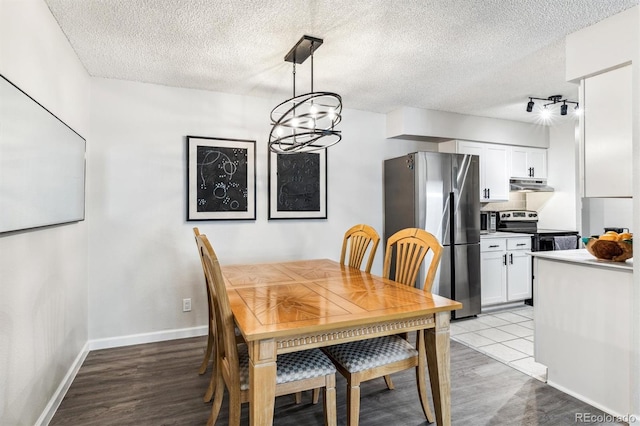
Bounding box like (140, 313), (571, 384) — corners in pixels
(268, 149), (327, 219)
(187, 136), (256, 220)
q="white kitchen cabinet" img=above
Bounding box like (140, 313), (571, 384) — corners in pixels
(583, 65), (632, 197)
(510, 147), (547, 178)
(480, 239), (507, 305)
(480, 236), (532, 307)
(439, 140), (509, 202)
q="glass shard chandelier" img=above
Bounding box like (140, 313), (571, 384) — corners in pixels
(269, 35), (342, 154)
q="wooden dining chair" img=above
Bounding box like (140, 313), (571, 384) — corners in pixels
(340, 224), (381, 273)
(195, 233), (338, 426)
(323, 227), (443, 426)
(193, 227), (217, 403)
(383, 227), (443, 292)
(194, 228), (308, 405)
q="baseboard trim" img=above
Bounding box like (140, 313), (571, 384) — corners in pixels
(546, 379), (637, 422)
(36, 341), (90, 426)
(88, 325), (208, 351)
(39, 326), (208, 425)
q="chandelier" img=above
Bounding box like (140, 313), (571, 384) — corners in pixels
(269, 35), (342, 154)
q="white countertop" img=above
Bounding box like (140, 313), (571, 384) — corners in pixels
(529, 248), (633, 271)
(480, 232), (532, 239)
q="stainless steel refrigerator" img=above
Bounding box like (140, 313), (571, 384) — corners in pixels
(384, 151), (481, 319)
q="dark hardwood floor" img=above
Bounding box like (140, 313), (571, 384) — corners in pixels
(50, 336), (621, 425)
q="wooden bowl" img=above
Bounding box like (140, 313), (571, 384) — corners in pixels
(583, 237), (633, 262)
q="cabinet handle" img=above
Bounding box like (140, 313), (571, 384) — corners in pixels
(528, 167), (533, 177)
(509, 253), (513, 264)
(503, 254), (507, 265)
(489, 244), (499, 248)
(487, 188), (490, 199)
(516, 243), (527, 246)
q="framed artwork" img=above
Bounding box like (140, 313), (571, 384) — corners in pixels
(268, 149), (327, 219)
(187, 136), (255, 220)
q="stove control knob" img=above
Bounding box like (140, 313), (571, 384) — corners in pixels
(531, 213), (537, 217)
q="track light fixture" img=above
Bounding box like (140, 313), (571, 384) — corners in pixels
(269, 35), (342, 154)
(526, 95), (579, 116)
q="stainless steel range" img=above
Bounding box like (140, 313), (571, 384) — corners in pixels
(497, 209), (580, 305)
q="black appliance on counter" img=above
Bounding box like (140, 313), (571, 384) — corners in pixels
(496, 210), (580, 306)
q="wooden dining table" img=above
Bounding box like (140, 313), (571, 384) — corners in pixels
(221, 258), (462, 426)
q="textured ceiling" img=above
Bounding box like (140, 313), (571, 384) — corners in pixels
(44, 0), (638, 124)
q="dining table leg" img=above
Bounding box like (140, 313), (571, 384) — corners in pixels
(425, 311), (452, 426)
(248, 339), (277, 426)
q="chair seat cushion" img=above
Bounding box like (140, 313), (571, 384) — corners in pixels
(323, 335), (418, 373)
(238, 345), (336, 391)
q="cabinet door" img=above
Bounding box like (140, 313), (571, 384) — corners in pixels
(480, 251), (507, 306)
(483, 145), (509, 201)
(506, 250), (531, 301)
(450, 141), (509, 202)
(527, 148), (547, 178)
(510, 148), (529, 178)
(458, 142), (486, 200)
(511, 147), (547, 178)
(584, 65), (632, 197)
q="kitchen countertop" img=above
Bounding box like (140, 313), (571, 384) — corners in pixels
(480, 232), (532, 239)
(530, 248), (633, 271)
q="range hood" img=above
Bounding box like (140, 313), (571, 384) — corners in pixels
(510, 177), (554, 192)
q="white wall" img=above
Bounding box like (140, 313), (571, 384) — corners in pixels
(0, 1), (90, 425)
(581, 198), (634, 237)
(528, 121), (578, 230)
(87, 78), (431, 341)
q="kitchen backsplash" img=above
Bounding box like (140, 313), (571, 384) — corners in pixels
(481, 192), (526, 211)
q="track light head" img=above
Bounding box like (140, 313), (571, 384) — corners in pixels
(560, 102), (568, 116)
(526, 99), (534, 112)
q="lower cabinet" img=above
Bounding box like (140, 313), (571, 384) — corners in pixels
(480, 237), (532, 307)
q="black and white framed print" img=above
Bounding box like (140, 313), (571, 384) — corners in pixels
(268, 149), (327, 219)
(187, 136), (255, 220)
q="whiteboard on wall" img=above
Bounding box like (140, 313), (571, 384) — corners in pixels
(0, 75), (86, 233)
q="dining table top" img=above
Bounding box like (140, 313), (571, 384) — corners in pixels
(221, 258), (462, 342)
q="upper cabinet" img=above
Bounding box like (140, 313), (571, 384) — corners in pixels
(439, 140), (509, 202)
(583, 65), (632, 197)
(510, 147), (547, 179)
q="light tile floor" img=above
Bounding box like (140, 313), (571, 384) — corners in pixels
(450, 304), (548, 382)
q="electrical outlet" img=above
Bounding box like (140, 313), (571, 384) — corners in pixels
(182, 298), (192, 312)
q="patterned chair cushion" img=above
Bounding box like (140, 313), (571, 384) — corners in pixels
(323, 335), (418, 373)
(237, 344), (336, 391)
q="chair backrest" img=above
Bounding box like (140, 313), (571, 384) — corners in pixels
(193, 227), (206, 281)
(196, 233), (241, 391)
(194, 227), (214, 318)
(382, 228), (443, 292)
(340, 224), (381, 273)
